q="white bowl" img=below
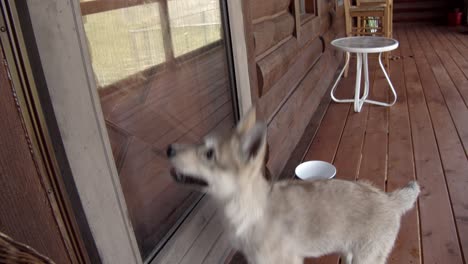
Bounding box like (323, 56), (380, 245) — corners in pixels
(295, 161), (336, 181)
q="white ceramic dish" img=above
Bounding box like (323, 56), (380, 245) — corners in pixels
(295, 161), (336, 181)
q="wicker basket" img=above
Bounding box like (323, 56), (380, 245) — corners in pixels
(0, 231), (55, 264)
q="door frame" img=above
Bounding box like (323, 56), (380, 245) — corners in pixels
(21, 0), (252, 262)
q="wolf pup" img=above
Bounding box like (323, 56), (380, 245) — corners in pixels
(167, 107), (420, 264)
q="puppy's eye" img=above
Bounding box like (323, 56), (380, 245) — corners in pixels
(205, 149), (214, 160)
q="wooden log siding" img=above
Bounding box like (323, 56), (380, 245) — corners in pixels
(253, 12), (295, 56)
(250, 0), (291, 21)
(256, 38), (298, 96)
(267, 52), (338, 178)
(244, 0), (345, 178)
(300, 15), (322, 45)
(249, 0), (297, 98)
(256, 36), (323, 106)
(252, 1), (334, 98)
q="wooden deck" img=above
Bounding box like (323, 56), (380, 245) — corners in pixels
(303, 23), (468, 264)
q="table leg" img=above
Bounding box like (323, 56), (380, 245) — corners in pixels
(330, 49), (397, 112)
(330, 52), (351, 103)
(354, 53), (363, 112)
(364, 52), (398, 107)
(377, 52), (397, 106)
(363, 53), (370, 101)
(354, 53), (371, 112)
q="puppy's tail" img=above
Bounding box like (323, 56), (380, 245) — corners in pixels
(389, 181), (420, 215)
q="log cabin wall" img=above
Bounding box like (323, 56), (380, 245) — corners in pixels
(243, 0), (345, 177)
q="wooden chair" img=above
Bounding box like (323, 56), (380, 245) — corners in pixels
(343, 0), (393, 76)
(357, 0), (393, 38)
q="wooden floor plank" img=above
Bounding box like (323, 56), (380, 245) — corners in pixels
(303, 60), (355, 264)
(151, 198), (218, 264)
(453, 30), (468, 49)
(415, 26), (468, 157)
(302, 103), (349, 162)
(303, 57), (356, 163)
(412, 25), (468, 263)
(179, 212), (224, 264)
(432, 27), (468, 80)
(331, 70), (373, 182)
(358, 61), (388, 187)
(305, 24), (468, 264)
(305, 60), (378, 264)
(202, 231), (232, 264)
(401, 24), (464, 264)
(224, 23), (468, 264)
(422, 26), (468, 108)
(445, 30), (468, 62)
(358, 132), (387, 183)
(386, 26), (420, 264)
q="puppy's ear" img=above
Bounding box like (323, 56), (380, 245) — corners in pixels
(236, 106), (256, 135)
(239, 122), (267, 161)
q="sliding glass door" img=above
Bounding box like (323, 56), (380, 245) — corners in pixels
(79, 0), (236, 259)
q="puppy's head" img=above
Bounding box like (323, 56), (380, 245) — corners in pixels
(167, 107), (267, 199)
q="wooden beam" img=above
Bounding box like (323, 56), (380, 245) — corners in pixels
(80, 0), (161, 16)
(158, 0), (175, 63)
(293, 0), (301, 40)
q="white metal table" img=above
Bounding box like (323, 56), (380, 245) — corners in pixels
(330, 36), (399, 112)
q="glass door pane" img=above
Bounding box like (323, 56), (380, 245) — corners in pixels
(79, 0), (235, 259)
(168, 0), (222, 57)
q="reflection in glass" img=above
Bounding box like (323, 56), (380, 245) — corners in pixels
(83, 3), (165, 87)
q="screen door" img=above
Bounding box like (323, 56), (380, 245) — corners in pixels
(79, 0), (236, 259)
